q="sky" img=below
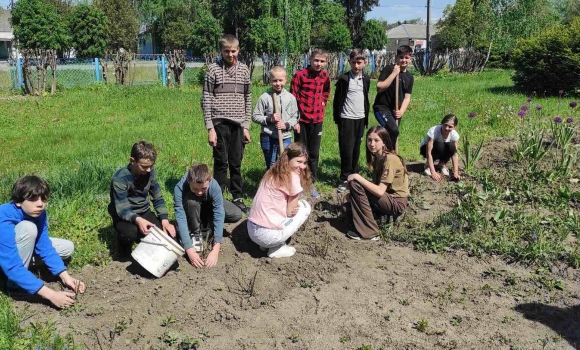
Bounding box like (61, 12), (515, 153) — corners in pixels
(368, 0), (456, 24)
(0, 0), (456, 24)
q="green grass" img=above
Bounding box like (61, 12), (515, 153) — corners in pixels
(0, 69), (561, 268)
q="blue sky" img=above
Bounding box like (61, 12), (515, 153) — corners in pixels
(1, 0), (456, 24)
(368, 0), (455, 23)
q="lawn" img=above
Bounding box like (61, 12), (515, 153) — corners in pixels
(0, 69), (573, 268)
(1, 69), (580, 349)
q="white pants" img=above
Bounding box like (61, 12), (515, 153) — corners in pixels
(15, 221), (74, 268)
(247, 200), (311, 248)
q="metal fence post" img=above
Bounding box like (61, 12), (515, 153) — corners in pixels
(94, 58), (101, 83)
(16, 58), (23, 88)
(161, 56), (167, 86)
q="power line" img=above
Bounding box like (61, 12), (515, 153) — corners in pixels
(375, 5), (446, 9)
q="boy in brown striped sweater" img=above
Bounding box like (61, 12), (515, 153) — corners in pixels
(202, 34), (252, 213)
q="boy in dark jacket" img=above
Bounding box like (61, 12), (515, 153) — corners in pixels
(333, 49), (371, 192)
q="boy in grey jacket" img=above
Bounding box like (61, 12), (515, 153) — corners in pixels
(252, 66), (299, 169)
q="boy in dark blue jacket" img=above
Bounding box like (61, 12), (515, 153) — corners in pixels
(0, 176), (85, 308)
(333, 49), (371, 192)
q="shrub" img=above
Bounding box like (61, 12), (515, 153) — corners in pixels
(512, 18), (580, 96)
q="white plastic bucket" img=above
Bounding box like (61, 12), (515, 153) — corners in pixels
(131, 226), (185, 278)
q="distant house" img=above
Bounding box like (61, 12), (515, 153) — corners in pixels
(0, 9), (14, 60)
(386, 24), (438, 52)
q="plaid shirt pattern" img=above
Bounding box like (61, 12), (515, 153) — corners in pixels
(290, 68), (331, 124)
(108, 165), (169, 223)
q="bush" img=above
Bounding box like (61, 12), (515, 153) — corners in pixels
(512, 18), (580, 96)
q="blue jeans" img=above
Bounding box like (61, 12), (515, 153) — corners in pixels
(260, 133), (292, 169)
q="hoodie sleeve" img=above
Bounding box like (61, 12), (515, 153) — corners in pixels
(202, 64), (215, 130)
(252, 93), (271, 126)
(173, 173), (192, 250)
(333, 78), (345, 124)
(284, 94), (299, 129)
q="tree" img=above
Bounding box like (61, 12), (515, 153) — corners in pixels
(11, 0), (69, 95)
(152, 0), (194, 88)
(285, 0), (313, 54)
(98, 0), (139, 84)
(246, 16), (285, 54)
(339, 0), (379, 43)
(191, 7), (223, 59)
(311, 0), (348, 49)
(357, 19), (387, 50)
(323, 23), (352, 52)
(69, 4), (108, 59)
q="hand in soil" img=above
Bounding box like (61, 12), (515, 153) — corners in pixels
(63, 277), (85, 294)
(452, 172), (461, 181)
(161, 219), (176, 238)
(187, 249), (205, 269)
(205, 249), (219, 268)
(50, 290), (77, 308)
(431, 172), (442, 182)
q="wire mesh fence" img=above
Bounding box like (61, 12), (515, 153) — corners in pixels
(0, 51), (422, 91)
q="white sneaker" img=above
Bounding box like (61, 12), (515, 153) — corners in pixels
(440, 165), (450, 176)
(191, 234), (203, 252)
(423, 167), (432, 177)
(268, 244), (296, 258)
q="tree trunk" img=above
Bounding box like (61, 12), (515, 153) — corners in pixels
(49, 50), (57, 94)
(482, 40), (493, 72)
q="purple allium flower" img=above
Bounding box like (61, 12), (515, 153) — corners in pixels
(536, 105), (543, 110)
(520, 105), (529, 111)
(468, 112), (476, 118)
(570, 101), (577, 108)
(527, 97), (532, 102)
(553, 116), (563, 123)
(518, 111), (526, 117)
(567, 117), (574, 123)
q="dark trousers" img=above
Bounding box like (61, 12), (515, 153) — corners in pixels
(213, 121), (245, 199)
(373, 108), (398, 149)
(348, 180), (407, 239)
(183, 191), (242, 237)
(294, 121), (323, 182)
(338, 118), (366, 182)
(112, 211), (162, 246)
(420, 141), (457, 163)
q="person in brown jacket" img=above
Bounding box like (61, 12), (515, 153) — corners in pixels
(344, 125), (409, 240)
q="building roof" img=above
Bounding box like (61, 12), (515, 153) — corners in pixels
(0, 9), (12, 33)
(387, 24), (437, 39)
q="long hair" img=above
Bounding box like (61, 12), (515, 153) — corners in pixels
(261, 142), (312, 196)
(365, 126), (408, 181)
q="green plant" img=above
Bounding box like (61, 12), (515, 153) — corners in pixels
(450, 315), (463, 326)
(416, 318), (429, 333)
(289, 333), (299, 343)
(161, 315), (177, 327)
(339, 334), (351, 343)
(159, 331), (179, 347)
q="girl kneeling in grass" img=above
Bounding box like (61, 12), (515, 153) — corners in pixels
(345, 126), (409, 240)
(420, 114), (461, 182)
(247, 142), (312, 258)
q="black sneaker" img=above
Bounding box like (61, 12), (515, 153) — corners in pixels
(232, 198), (249, 214)
(345, 230), (380, 241)
(337, 181), (348, 193)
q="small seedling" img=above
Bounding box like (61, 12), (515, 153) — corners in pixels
(161, 315), (177, 327)
(235, 269), (259, 297)
(358, 345), (372, 350)
(416, 318), (429, 333)
(450, 315), (463, 326)
(308, 232), (330, 258)
(502, 316), (514, 324)
(289, 333), (299, 343)
(179, 337), (200, 350)
(339, 334), (351, 343)
(300, 280), (312, 288)
(398, 298), (410, 306)
(214, 286), (224, 291)
(159, 331), (179, 347)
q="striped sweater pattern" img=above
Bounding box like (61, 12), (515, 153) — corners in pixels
(202, 60), (252, 129)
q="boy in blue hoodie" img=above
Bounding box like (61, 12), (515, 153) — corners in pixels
(174, 164), (242, 268)
(0, 176), (85, 308)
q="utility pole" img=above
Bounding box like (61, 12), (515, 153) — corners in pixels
(426, 0), (431, 54)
